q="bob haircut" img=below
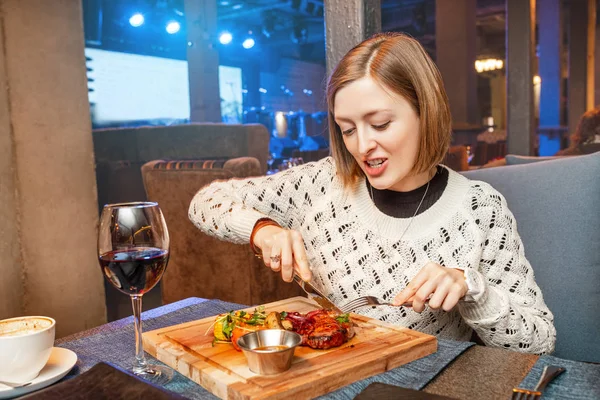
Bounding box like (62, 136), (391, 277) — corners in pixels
(327, 32), (452, 187)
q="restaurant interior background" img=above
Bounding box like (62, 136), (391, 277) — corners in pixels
(1, 0), (597, 337)
(81, 0), (597, 323)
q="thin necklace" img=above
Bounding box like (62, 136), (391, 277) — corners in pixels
(368, 177), (431, 263)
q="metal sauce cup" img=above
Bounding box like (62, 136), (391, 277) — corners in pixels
(237, 329), (302, 375)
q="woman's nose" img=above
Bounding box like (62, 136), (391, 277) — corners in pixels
(357, 129), (376, 155)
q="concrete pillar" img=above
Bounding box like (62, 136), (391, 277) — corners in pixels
(586, 0), (596, 110)
(490, 74), (507, 130)
(538, 0), (562, 156)
(568, 0), (588, 138)
(324, 0), (381, 76)
(595, 2), (600, 106)
(506, 0), (536, 156)
(436, 0), (478, 126)
(185, 0), (222, 122)
(0, 26), (22, 319)
(0, 0), (106, 337)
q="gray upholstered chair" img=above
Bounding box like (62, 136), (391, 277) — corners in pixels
(463, 152), (600, 362)
(94, 123), (270, 212)
(505, 154), (564, 165)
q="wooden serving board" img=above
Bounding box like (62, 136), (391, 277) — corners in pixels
(143, 296), (437, 400)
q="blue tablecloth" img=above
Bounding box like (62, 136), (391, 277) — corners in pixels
(56, 298), (474, 399)
(517, 355), (600, 400)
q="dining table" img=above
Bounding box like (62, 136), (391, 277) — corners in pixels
(44, 297), (600, 400)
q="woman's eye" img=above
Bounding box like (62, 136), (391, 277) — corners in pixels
(342, 127), (355, 135)
(372, 121), (391, 130)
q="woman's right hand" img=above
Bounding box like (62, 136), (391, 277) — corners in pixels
(253, 225), (312, 283)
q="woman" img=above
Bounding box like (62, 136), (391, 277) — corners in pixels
(556, 106), (600, 156)
(189, 33), (555, 354)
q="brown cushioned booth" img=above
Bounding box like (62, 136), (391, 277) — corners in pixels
(141, 157), (303, 306)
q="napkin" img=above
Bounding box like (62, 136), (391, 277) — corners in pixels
(354, 382), (457, 400)
(19, 362), (186, 399)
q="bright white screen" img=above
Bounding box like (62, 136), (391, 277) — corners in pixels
(219, 65), (243, 124)
(85, 48), (190, 123)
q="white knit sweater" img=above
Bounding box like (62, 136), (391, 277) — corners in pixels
(189, 157), (556, 354)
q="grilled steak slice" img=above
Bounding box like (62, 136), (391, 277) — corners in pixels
(285, 310), (354, 349)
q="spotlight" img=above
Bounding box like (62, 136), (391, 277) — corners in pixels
(219, 32), (233, 45)
(129, 13), (144, 27)
(242, 37), (255, 49)
(166, 21), (181, 34)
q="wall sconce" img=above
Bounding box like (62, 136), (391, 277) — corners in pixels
(475, 59), (504, 73)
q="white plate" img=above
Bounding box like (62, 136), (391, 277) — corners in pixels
(0, 347), (77, 399)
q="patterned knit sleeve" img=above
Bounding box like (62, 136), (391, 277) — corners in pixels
(458, 184), (556, 354)
(188, 157), (335, 244)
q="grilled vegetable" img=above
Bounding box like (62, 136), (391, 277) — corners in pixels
(210, 306), (268, 345)
(265, 311), (284, 329)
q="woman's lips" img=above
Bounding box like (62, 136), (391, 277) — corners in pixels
(363, 159), (388, 177)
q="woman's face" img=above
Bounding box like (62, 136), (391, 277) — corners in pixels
(334, 76), (428, 192)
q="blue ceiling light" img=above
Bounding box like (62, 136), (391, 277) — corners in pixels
(242, 37), (255, 49)
(166, 21), (181, 34)
(219, 32), (233, 45)
(129, 13), (144, 27)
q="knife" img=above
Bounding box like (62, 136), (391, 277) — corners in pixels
(293, 273), (344, 314)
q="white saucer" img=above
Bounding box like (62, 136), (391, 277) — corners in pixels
(0, 347), (77, 399)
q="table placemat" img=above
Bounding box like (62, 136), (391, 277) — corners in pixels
(317, 339), (473, 399)
(56, 298), (474, 399)
(517, 355), (600, 400)
(19, 362), (186, 400)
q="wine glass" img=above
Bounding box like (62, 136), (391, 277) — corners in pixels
(98, 202), (174, 384)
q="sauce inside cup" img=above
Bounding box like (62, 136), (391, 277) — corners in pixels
(253, 345), (289, 352)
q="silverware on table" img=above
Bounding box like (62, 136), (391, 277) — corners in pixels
(511, 365), (565, 400)
(340, 296), (394, 313)
(292, 273), (343, 313)
(340, 295), (420, 313)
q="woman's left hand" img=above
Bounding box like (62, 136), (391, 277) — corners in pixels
(393, 262), (468, 313)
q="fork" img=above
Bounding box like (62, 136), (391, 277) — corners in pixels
(511, 365), (565, 400)
(339, 296), (395, 313)
(339, 295), (424, 313)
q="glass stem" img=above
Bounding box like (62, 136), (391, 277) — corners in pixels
(131, 295), (148, 373)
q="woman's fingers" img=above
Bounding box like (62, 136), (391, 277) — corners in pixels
(269, 240), (281, 272)
(411, 280), (437, 313)
(261, 237), (274, 269)
(427, 280), (451, 310)
(392, 268), (429, 306)
(280, 231), (294, 282)
(442, 284), (464, 311)
(262, 229), (310, 283)
(291, 231), (312, 281)
(394, 263), (468, 312)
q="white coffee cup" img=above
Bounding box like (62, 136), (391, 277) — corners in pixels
(0, 316), (56, 383)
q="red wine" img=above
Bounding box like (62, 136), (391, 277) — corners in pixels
(99, 247), (168, 295)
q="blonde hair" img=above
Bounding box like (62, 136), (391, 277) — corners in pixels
(326, 32), (452, 187)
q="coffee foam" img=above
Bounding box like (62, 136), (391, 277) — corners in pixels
(0, 317), (53, 337)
